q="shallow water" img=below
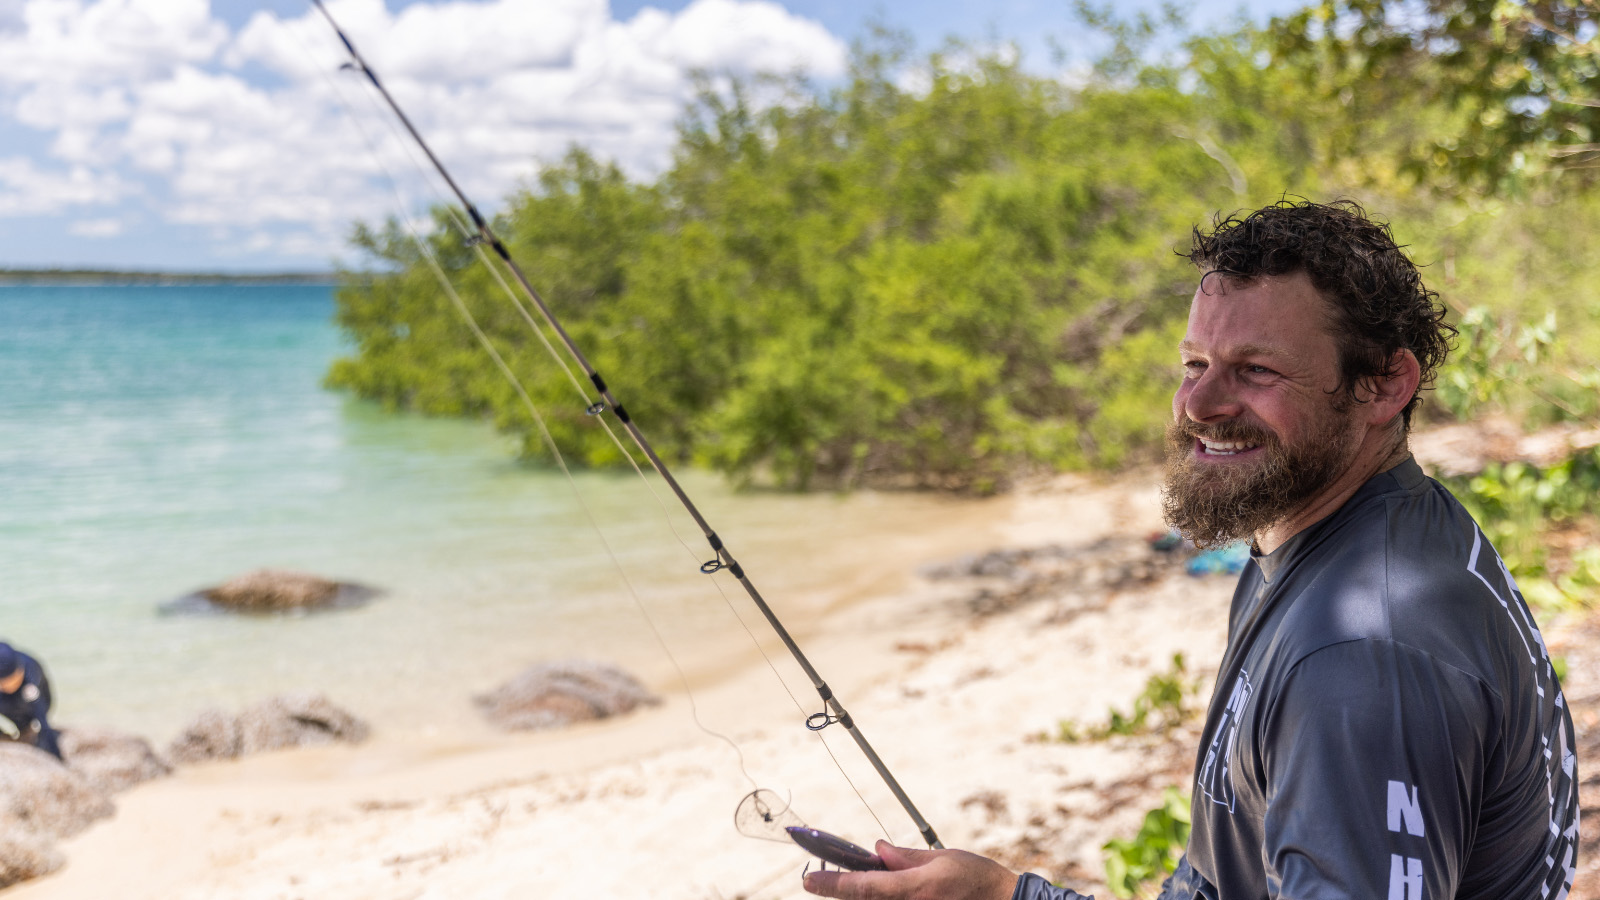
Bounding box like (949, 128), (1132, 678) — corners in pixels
(0, 284), (979, 742)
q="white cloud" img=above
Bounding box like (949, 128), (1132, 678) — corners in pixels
(67, 217), (124, 237)
(0, 0), (849, 265)
(0, 0), (225, 87)
(0, 155), (131, 216)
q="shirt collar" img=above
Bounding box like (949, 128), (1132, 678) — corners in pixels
(1252, 455), (1424, 584)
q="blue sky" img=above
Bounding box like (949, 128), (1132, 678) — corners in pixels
(0, 0), (1305, 273)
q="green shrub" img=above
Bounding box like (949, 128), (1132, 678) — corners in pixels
(1044, 654), (1197, 743)
(1440, 448), (1600, 611)
(1103, 787), (1192, 899)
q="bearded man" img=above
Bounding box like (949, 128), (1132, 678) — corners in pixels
(803, 200), (1579, 900)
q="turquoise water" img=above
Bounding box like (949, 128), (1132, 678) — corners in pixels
(0, 284), (921, 741)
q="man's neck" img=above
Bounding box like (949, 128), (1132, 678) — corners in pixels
(1256, 434), (1410, 555)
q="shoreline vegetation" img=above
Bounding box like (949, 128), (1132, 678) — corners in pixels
(327, 7), (1600, 495)
(0, 269), (336, 286)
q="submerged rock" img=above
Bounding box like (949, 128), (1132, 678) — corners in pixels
(475, 660), (661, 732)
(0, 743), (114, 841)
(167, 693), (370, 764)
(59, 727), (172, 795)
(165, 569), (379, 615)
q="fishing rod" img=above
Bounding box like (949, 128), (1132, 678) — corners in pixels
(307, 0), (943, 851)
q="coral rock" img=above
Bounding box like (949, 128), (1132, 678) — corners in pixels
(0, 743), (114, 841)
(59, 726), (172, 795)
(474, 660), (661, 732)
(0, 831), (63, 889)
(167, 694), (369, 764)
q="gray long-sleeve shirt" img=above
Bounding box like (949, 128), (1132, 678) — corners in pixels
(1015, 457), (1578, 900)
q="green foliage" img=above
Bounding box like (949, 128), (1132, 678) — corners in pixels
(328, 19), (1344, 489)
(1044, 654), (1198, 742)
(1273, 0), (1600, 191)
(1434, 305), (1600, 426)
(1440, 448), (1600, 609)
(328, 8), (1600, 491)
(1103, 787), (1192, 899)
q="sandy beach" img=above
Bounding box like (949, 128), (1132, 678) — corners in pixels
(9, 463), (1598, 899)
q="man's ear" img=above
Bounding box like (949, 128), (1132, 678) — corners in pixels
(1364, 349), (1421, 426)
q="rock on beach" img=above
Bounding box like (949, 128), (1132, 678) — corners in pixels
(59, 726), (172, 795)
(0, 742), (118, 888)
(167, 693), (370, 764)
(0, 831), (63, 889)
(0, 744), (115, 842)
(474, 660), (661, 732)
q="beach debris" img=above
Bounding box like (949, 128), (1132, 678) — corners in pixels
(1183, 542), (1250, 576)
(59, 726), (172, 795)
(165, 568), (379, 615)
(474, 660), (661, 732)
(924, 537), (1188, 616)
(0, 832), (63, 889)
(925, 533), (1256, 616)
(167, 693), (370, 764)
(0, 743), (114, 842)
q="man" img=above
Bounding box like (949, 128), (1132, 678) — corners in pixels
(803, 200), (1579, 900)
(0, 641), (62, 760)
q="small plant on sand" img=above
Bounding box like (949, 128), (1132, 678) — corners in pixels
(1039, 654), (1197, 743)
(1103, 787), (1191, 899)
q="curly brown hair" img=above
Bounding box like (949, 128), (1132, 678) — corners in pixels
(1185, 199), (1455, 428)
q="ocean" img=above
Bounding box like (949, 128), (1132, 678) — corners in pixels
(0, 284), (960, 742)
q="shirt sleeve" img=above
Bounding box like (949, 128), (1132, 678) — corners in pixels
(1011, 872), (1093, 900)
(1258, 639), (1492, 899)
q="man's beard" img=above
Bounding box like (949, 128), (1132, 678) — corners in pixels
(1161, 408), (1358, 551)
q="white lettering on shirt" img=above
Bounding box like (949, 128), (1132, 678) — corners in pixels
(1387, 780), (1424, 836)
(1387, 855), (1423, 900)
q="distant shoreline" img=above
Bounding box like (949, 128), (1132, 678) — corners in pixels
(0, 269), (340, 286)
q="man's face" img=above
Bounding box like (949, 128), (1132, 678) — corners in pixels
(0, 667), (22, 694)
(1163, 271), (1361, 549)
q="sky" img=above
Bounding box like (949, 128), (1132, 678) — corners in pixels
(0, 0), (1306, 272)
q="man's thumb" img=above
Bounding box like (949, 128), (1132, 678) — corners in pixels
(875, 841), (939, 870)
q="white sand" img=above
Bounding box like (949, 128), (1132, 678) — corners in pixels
(12, 472), (1239, 900)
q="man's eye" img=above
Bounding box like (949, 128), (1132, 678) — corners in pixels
(1245, 365), (1274, 375)
(1183, 360), (1206, 373)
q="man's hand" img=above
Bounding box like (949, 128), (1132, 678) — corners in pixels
(802, 841), (1019, 900)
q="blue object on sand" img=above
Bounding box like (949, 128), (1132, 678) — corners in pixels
(1185, 542), (1251, 576)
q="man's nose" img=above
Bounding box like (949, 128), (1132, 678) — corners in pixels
(1180, 368), (1241, 423)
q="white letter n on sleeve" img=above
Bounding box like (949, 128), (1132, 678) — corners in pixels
(1387, 780), (1424, 836)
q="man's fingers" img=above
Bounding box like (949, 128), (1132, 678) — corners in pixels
(875, 841), (937, 871)
(802, 868), (908, 899)
(802, 869), (845, 897)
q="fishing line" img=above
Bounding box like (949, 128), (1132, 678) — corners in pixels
(304, 0), (934, 848)
(335, 68), (895, 843)
(284, 16), (768, 792)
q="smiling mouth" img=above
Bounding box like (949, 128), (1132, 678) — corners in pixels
(1197, 437), (1261, 456)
